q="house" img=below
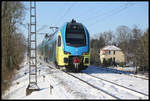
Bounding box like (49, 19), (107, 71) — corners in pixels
(100, 45), (125, 65)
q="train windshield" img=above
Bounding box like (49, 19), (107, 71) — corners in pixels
(66, 23), (86, 47)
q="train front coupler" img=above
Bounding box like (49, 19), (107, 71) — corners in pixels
(73, 57), (81, 72)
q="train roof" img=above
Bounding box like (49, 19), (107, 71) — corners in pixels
(66, 19), (83, 28)
(39, 19), (89, 47)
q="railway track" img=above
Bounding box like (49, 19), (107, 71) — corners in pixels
(47, 65), (148, 99)
(98, 67), (149, 80)
(80, 71), (148, 99)
(69, 72), (148, 99)
(46, 65), (119, 99)
(39, 60), (148, 99)
(65, 71), (120, 99)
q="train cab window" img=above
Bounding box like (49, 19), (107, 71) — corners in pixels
(66, 23), (86, 47)
(58, 36), (61, 47)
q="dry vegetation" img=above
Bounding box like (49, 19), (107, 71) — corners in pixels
(90, 25), (149, 73)
(2, 1), (27, 95)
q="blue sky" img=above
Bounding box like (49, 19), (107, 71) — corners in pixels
(21, 1), (149, 45)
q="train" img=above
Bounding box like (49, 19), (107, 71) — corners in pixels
(38, 19), (90, 72)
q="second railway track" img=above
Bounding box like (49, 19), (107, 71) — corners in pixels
(80, 71), (148, 98)
(48, 66), (148, 99)
(39, 60), (148, 99)
(47, 65), (119, 99)
(99, 67), (149, 80)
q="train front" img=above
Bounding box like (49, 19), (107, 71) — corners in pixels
(58, 19), (90, 71)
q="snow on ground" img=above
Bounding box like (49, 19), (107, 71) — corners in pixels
(82, 66), (149, 95)
(2, 58), (75, 99)
(2, 55), (149, 99)
(70, 72), (146, 99)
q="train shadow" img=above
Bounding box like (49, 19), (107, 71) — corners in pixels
(81, 65), (134, 75)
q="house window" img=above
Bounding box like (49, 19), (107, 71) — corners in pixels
(109, 50), (111, 54)
(103, 58), (106, 63)
(114, 51), (115, 55)
(113, 57), (115, 62)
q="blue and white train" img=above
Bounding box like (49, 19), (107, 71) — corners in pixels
(38, 19), (90, 72)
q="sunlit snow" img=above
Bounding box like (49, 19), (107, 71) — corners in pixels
(2, 55), (149, 99)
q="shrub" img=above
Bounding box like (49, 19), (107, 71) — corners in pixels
(119, 62), (124, 67)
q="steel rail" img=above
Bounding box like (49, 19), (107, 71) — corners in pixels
(81, 71), (148, 98)
(47, 65), (119, 99)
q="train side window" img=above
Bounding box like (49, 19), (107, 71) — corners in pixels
(58, 36), (61, 47)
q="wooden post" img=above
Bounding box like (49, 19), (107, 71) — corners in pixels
(50, 85), (53, 95)
(39, 70), (41, 75)
(43, 75), (45, 82)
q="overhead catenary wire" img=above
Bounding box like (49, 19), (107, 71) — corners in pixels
(37, 25), (49, 34)
(88, 3), (136, 28)
(77, 3), (103, 21)
(54, 2), (76, 27)
(78, 2), (129, 22)
(83, 3), (128, 22)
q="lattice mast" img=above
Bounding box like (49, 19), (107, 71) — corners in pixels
(27, 1), (39, 90)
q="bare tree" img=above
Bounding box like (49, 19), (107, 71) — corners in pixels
(2, 1), (26, 95)
(135, 28), (149, 72)
(116, 25), (132, 63)
(101, 31), (114, 45)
